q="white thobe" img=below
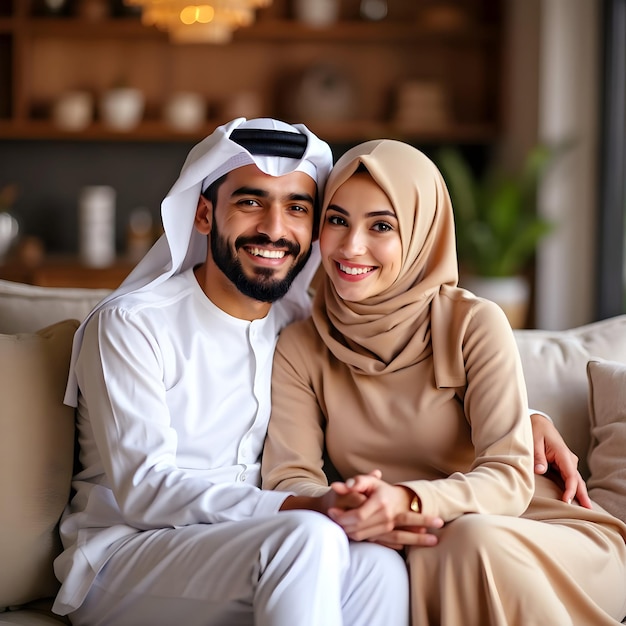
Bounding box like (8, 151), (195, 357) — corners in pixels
(53, 267), (409, 626)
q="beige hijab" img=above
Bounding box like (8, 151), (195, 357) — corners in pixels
(312, 139), (468, 386)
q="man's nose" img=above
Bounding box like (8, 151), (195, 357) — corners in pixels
(257, 206), (287, 241)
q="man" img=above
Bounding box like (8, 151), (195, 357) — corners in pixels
(53, 117), (588, 625)
(53, 118), (409, 626)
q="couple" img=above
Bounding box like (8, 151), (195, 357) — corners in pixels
(53, 118), (626, 625)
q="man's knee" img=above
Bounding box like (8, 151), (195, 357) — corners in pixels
(350, 542), (408, 589)
(269, 510), (349, 561)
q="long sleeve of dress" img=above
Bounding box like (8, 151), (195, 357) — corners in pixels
(397, 299), (535, 520)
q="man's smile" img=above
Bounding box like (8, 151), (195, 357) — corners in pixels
(246, 247), (287, 260)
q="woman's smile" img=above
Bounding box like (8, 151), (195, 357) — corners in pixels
(335, 260), (377, 280)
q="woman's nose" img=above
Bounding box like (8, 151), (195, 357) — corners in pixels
(339, 228), (367, 256)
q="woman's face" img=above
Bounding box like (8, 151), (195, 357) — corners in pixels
(320, 172), (402, 302)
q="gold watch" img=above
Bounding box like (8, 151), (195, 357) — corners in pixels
(410, 494), (420, 513)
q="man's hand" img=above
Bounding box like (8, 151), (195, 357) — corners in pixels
(279, 489), (366, 514)
(531, 412), (592, 508)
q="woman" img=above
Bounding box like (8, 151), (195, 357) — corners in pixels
(262, 139), (626, 625)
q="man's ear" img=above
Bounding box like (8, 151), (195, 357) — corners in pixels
(194, 196), (212, 235)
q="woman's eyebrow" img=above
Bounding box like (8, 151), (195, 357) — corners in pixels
(327, 204), (348, 215)
(327, 204), (397, 219)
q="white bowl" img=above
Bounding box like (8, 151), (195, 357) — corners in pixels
(100, 88), (145, 131)
(163, 92), (206, 131)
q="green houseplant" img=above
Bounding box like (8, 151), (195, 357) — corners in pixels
(435, 144), (558, 277)
(435, 144), (565, 326)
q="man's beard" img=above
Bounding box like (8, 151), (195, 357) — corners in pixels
(210, 223), (312, 303)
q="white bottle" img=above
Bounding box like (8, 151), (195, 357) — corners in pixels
(79, 185), (116, 267)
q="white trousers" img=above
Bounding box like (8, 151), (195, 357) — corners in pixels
(68, 510), (409, 626)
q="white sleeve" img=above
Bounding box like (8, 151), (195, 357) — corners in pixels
(529, 408), (553, 423)
(75, 307), (289, 530)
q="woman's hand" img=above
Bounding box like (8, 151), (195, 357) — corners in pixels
(327, 473), (443, 546)
(367, 510), (445, 549)
(531, 413), (592, 508)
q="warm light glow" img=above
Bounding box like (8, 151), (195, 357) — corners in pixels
(125, 0), (272, 43)
(180, 5), (215, 25)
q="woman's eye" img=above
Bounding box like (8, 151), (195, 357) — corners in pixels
(327, 214), (346, 226)
(373, 222), (393, 232)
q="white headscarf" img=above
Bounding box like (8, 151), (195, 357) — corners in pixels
(65, 117), (333, 405)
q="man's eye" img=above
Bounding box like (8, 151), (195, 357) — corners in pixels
(290, 205), (308, 213)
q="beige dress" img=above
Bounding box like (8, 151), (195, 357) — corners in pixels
(263, 293), (626, 626)
(264, 138), (626, 625)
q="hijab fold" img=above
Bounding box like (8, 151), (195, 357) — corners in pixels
(312, 140), (468, 386)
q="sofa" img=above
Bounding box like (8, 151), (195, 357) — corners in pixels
(0, 277), (625, 625)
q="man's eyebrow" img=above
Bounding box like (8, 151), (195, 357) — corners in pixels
(231, 187), (315, 205)
(289, 192), (315, 205)
(327, 204), (397, 219)
(231, 186), (269, 198)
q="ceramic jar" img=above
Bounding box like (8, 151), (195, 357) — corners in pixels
(100, 88), (145, 131)
(293, 0), (339, 27)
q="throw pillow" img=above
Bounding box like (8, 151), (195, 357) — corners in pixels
(514, 314), (626, 479)
(586, 359), (626, 523)
(0, 319), (78, 610)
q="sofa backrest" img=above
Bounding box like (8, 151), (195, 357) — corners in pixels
(0, 279), (111, 334)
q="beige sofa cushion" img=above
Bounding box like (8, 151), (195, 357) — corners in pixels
(586, 359), (626, 523)
(514, 315), (626, 478)
(0, 320), (78, 610)
(0, 279), (109, 334)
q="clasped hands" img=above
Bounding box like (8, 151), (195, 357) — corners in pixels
(322, 470), (443, 550)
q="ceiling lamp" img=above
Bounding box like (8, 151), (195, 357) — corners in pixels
(126, 1), (273, 44)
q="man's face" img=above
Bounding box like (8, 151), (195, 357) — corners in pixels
(204, 164), (316, 304)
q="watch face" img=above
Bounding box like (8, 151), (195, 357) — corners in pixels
(360, 0), (388, 21)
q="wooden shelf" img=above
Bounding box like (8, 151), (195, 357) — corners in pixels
(18, 16), (498, 44)
(0, 118), (499, 144)
(0, 256), (134, 289)
(0, 2), (504, 145)
(0, 0), (505, 260)
(24, 16), (163, 38)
